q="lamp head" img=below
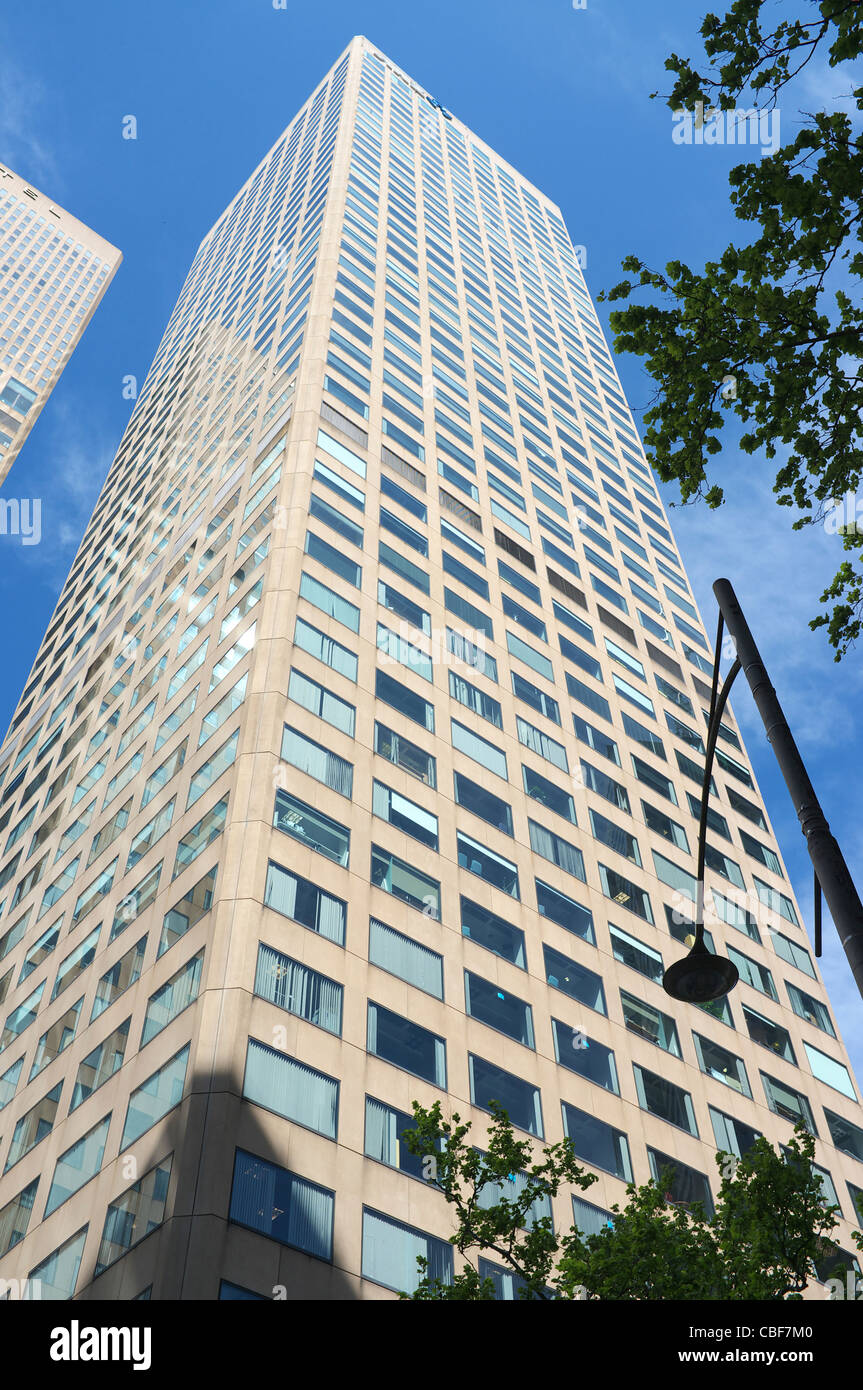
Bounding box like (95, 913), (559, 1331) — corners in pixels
(663, 939), (739, 1003)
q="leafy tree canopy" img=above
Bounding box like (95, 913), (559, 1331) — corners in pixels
(399, 1100), (858, 1300)
(599, 0), (863, 657)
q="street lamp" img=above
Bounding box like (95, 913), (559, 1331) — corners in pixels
(664, 578), (863, 1006)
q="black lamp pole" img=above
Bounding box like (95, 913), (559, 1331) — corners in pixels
(664, 578), (863, 1005)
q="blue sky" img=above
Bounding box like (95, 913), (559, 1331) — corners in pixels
(1, 0), (861, 1080)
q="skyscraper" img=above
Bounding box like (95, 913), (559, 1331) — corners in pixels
(0, 163), (120, 486)
(0, 36), (859, 1302)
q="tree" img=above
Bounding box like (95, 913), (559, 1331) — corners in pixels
(398, 1100), (853, 1299)
(598, 0), (863, 657)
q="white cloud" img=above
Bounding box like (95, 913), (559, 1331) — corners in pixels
(799, 60), (863, 123)
(0, 43), (61, 190)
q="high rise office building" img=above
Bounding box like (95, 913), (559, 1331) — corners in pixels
(0, 163), (120, 486)
(0, 36), (859, 1302)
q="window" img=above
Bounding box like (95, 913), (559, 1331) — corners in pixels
(365, 1096), (440, 1180)
(304, 530), (361, 587)
(761, 1072), (817, 1133)
(620, 990), (680, 1055)
(469, 1054), (543, 1136)
(771, 929), (815, 979)
(715, 749), (753, 787)
(632, 755), (677, 804)
(599, 866), (654, 923)
(449, 672), (502, 727)
(543, 944), (605, 1015)
(552, 1018), (618, 1091)
(609, 922), (663, 982)
(288, 669), (355, 736)
(634, 1064), (698, 1135)
(536, 879), (595, 943)
(361, 1208), (452, 1294)
(45, 1115), (111, 1216)
(726, 785), (766, 829)
(622, 712), (665, 759)
(590, 809), (640, 865)
(825, 1108), (863, 1163)
(508, 631), (553, 681)
(172, 796), (228, 878)
(517, 717), (568, 772)
(454, 772), (513, 834)
(377, 622), (433, 681)
(121, 1044), (189, 1149)
(368, 917), (443, 998)
(371, 845), (440, 918)
(566, 675), (611, 723)
(447, 627), (498, 681)
(374, 722), (436, 786)
(474, 1154), (552, 1229)
(92, 940), (146, 1021)
(692, 1033), (751, 1096)
(4, 1082), (62, 1171)
(727, 945), (777, 999)
(647, 1149), (713, 1215)
(754, 877), (799, 927)
(665, 711), (704, 752)
(561, 1102), (632, 1181)
(28, 1227), (88, 1301)
(465, 971), (534, 1047)
(141, 951), (203, 1045)
(367, 1001), (446, 1086)
(30, 998), (82, 1081)
(704, 843), (745, 889)
(159, 867), (216, 956)
(642, 801), (689, 852)
(243, 1037), (339, 1137)
(299, 571), (360, 633)
(512, 672), (561, 725)
(126, 799), (175, 871)
(684, 792), (730, 841)
(263, 861), (345, 946)
(804, 1042), (856, 1100)
(786, 982), (834, 1036)
(710, 1106), (761, 1160)
(572, 1196), (616, 1240)
(96, 1159), (172, 1276)
(230, 1150), (333, 1261)
(0, 1178), (38, 1257)
(711, 889), (760, 943)
(186, 730), (238, 809)
(573, 714), (620, 764)
(613, 672), (655, 717)
(273, 789), (350, 866)
(581, 760), (630, 812)
(522, 764), (576, 822)
(457, 831), (519, 897)
(373, 781), (438, 849)
(460, 896), (525, 968)
(280, 726), (353, 798)
(71, 1019), (130, 1109)
(528, 820), (585, 880)
(376, 670), (435, 733)
(52, 926), (100, 1001)
(294, 616), (357, 680)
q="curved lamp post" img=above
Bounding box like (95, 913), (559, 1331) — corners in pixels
(664, 578), (863, 1006)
